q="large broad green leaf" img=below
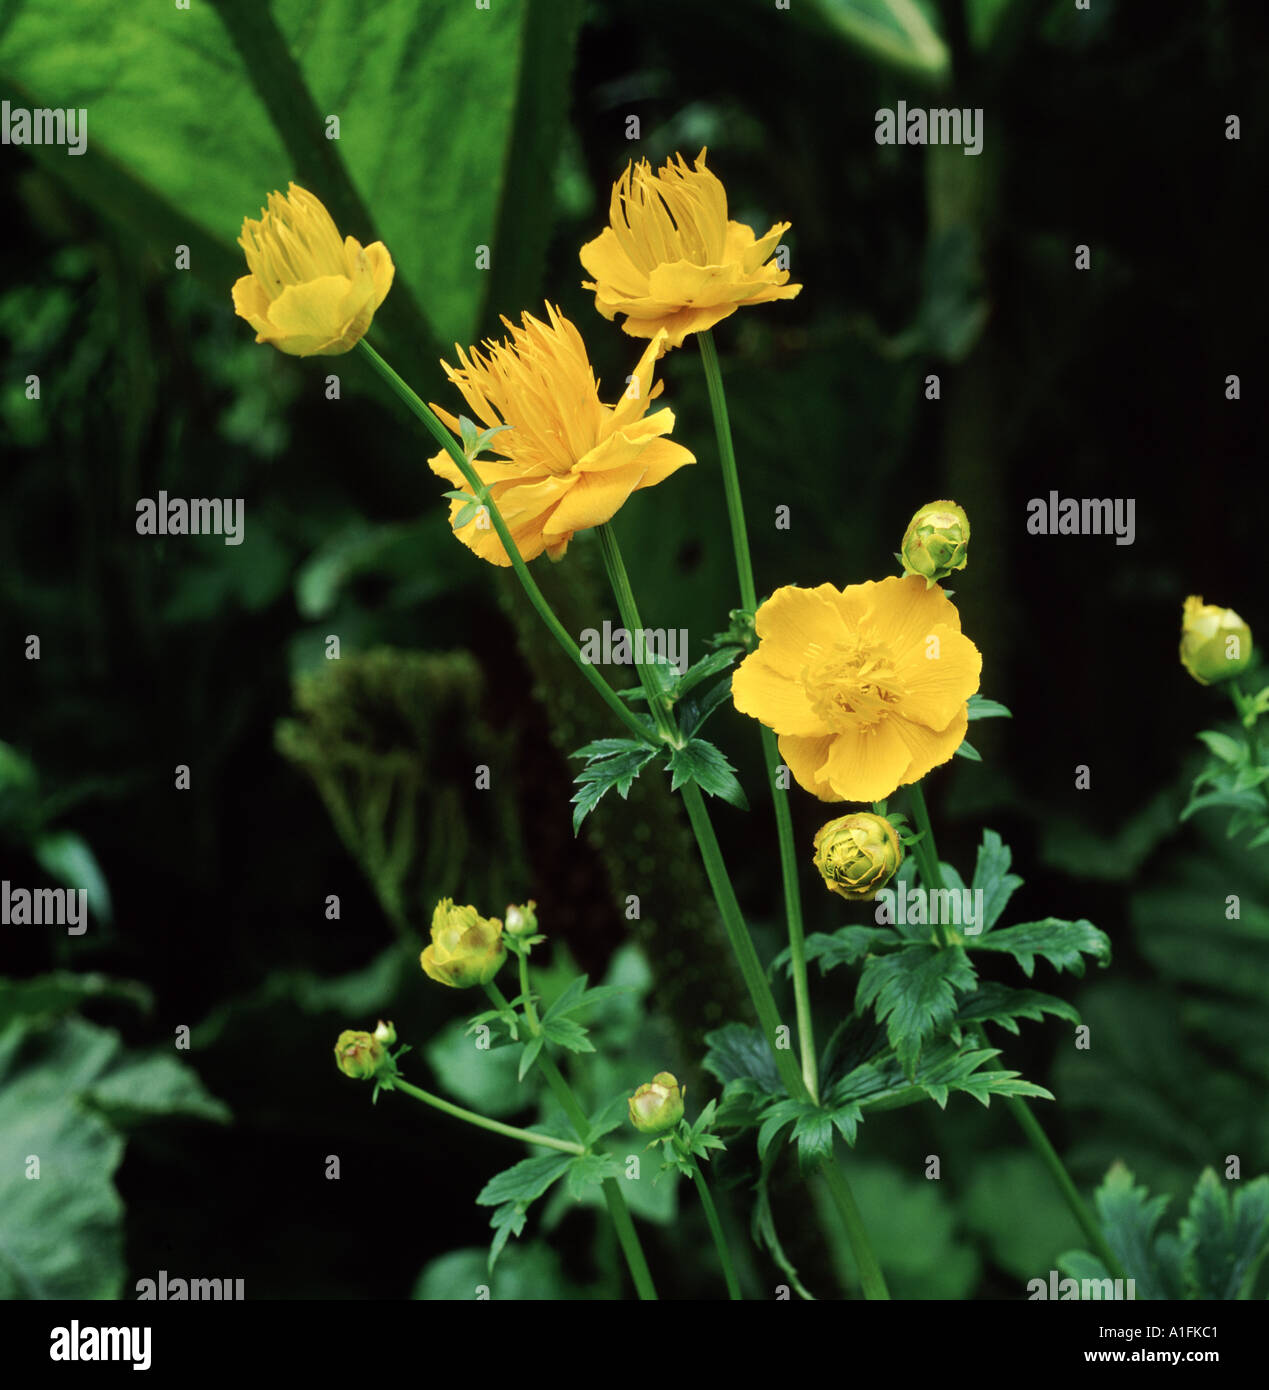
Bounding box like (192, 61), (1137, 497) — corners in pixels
(813, 1157), (979, 1299)
(0, 971), (151, 1031)
(0, 0), (578, 354)
(962, 1152), (1085, 1281)
(0, 1014), (230, 1298)
(413, 1239), (586, 1301)
(0, 1019), (124, 1298)
(804, 0), (949, 79)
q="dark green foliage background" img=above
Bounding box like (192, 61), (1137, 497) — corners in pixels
(1, 0), (1266, 1299)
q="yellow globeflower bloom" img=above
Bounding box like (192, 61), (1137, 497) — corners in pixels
(428, 305), (694, 566)
(732, 576), (982, 803)
(421, 899), (506, 989)
(232, 183), (394, 356)
(579, 149), (801, 352)
(1179, 596), (1253, 686)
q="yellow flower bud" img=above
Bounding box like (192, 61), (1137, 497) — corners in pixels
(628, 1072), (685, 1133)
(900, 501), (970, 588)
(504, 900), (539, 938)
(812, 813), (904, 901)
(421, 899), (507, 988)
(334, 1029), (385, 1081)
(1179, 596), (1253, 686)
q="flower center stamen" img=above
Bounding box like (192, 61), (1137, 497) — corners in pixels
(802, 639), (903, 733)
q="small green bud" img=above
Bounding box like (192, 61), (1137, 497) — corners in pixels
(812, 812), (903, 901)
(1180, 595), (1253, 686)
(334, 1029), (385, 1081)
(900, 501), (970, 588)
(504, 900), (538, 938)
(373, 1019), (397, 1047)
(629, 1072), (685, 1134)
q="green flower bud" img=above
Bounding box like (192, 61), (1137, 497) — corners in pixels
(373, 1019), (397, 1047)
(504, 900), (538, 938)
(900, 501), (970, 588)
(421, 898), (506, 988)
(812, 812), (903, 901)
(334, 1029), (385, 1081)
(628, 1072), (685, 1134)
(1179, 595), (1253, 686)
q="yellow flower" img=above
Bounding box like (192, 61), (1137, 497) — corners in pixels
(428, 305), (693, 566)
(232, 183), (394, 356)
(1179, 596), (1253, 686)
(732, 575), (982, 803)
(579, 149), (801, 352)
(628, 1073), (685, 1134)
(813, 813), (903, 901)
(421, 899), (507, 988)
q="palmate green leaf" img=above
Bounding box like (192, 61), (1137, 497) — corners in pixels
(563, 1152), (623, 1202)
(540, 976), (630, 1025)
(970, 918), (1111, 978)
(818, 1015), (888, 1092)
(971, 829), (1024, 933)
(539, 1016), (595, 1055)
(769, 927), (896, 979)
(677, 675), (736, 739)
(1178, 1169), (1269, 1300)
(703, 1022), (783, 1096)
(666, 738), (748, 811)
(756, 1098), (815, 1161)
(857, 944), (977, 1076)
(791, 1109), (836, 1173)
(954, 981), (1080, 1036)
(714, 1077), (770, 1132)
(475, 1150), (575, 1272)
(675, 648), (740, 701)
(583, 1096), (629, 1148)
(781, 926), (900, 979)
(828, 1040), (1052, 1119)
(569, 739), (656, 835)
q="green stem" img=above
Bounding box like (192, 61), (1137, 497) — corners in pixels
(689, 1159), (742, 1299)
(485, 978), (659, 1300)
(698, 332), (757, 614)
(597, 517), (890, 1298)
(596, 523), (680, 745)
(905, 783), (950, 949)
(905, 782), (1127, 1279)
(681, 787), (805, 1100)
(388, 1076), (584, 1155)
(818, 1156), (891, 1300)
(357, 340), (654, 748)
(698, 331), (818, 1102)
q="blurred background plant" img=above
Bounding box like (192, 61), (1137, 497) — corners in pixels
(1, 0), (1266, 1298)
